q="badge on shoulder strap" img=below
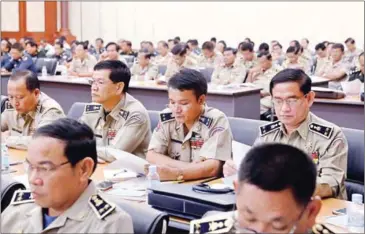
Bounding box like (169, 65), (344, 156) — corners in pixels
(309, 123), (333, 139)
(5, 101), (14, 110)
(190, 215), (234, 234)
(89, 194), (116, 219)
(11, 190), (34, 205)
(85, 104), (101, 113)
(160, 112), (174, 123)
(311, 223), (335, 234)
(119, 109), (129, 120)
(259, 121), (281, 136)
(199, 116), (213, 128)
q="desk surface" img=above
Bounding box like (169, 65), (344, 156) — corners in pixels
(315, 95), (363, 106)
(7, 149), (351, 232)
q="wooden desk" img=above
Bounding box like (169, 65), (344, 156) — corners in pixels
(312, 95), (364, 130)
(311, 76), (330, 88)
(1, 75), (262, 120)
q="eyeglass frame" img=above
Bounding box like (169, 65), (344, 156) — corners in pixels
(23, 160), (71, 176)
(271, 94), (309, 109)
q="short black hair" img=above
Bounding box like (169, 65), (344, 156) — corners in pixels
(188, 39), (199, 46)
(11, 42), (24, 52)
(224, 47), (237, 55)
(286, 46), (299, 54)
(269, 68), (311, 95)
(273, 43), (282, 49)
(174, 36), (181, 42)
(240, 42), (254, 52)
(33, 118), (98, 173)
(257, 51), (272, 60)
(171, 43), (188, 56)
(55, 41), (64, 49)
(158, 40), (169, 48)
(258, 42), (269, 52)
(315, 42), (326, 51)
(76, 41), (88, 50)
(332, 43), (345, 52)
(168, 68), (208, 100)
(138, 48), (152, 59)
(210, 37), (217, 43)
(25, 41), (38, 48)
(95, 38), (104, 44)
(10, 70), (40, 91)
(345, 37), (355, 44)
(2, 39), (12, 52)
(291, 40), (301, 48)
(145, 41), (153, 47)
(94, 60), (131, 93)
(238, 143), (317, 206)
(218, 40), (227, 50)
(105, 42), (120, 51)
(202, 41), (214, 51)
(123, 40), (132, 47)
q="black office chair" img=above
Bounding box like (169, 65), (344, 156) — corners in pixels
(67, 102), (87, 120)
(35, 58), (58, 75)
(121, 55), (135, 64)
(115, 200), (169, 234)
(148, 110), (160, 132)
(1, 95), (8, 113)
(199, 67), (214, 83)
(1, 175), (26, 212)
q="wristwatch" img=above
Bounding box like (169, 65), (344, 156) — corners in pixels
(176, 169), (184, 181)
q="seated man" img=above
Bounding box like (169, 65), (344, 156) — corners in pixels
(98, 42), (128, 65)
(344, 37), (363, 67)
(197, 41), (224, 68)
(1, 43), (37, 73)
(68, 41), (98, 77)
(348, 52), (364, 82)
(147, 69), (233, 181)
(25, 41), (46, 60)
(53, 41), (73, 65)
(271, 42), (286, 66)
(164, 43), (198, 81)
(192, 143), (323, 234)
(1, 39), (12, 67)
(130, 49), (159, 81)
(120, 40), (137, 57)
(1, 70), (65, 150)
(80, 60), (151, 160)
(313, 42), (331, 76)
(1, 118), (133, 233)
(155, 41), (172, 66)
(234, 42), (258, 71)
(224, 69), (348, 200)
(282, 46), (310, 74)
(211, 47), (247, 85)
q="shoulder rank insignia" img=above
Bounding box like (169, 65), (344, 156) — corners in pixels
(309, 123), (333, 139)
(85, 104), (101, 113)
(5, 101), (14, 110)
(119, 109), (129, 120)
(190, 215), (234, 234)
(11, 190), (34, 205)
(259, 121), (281, 136)
(89, 194), (116, 219)
(199, 116), (213, 128)
(160, 112), (175, 123)
(311, 223), (335, 234)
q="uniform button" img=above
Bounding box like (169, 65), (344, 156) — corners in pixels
(181, 145), (185, 150)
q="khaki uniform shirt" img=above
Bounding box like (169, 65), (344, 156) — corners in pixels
(234, 54), (258, 70)
(252, 64), (283, 113)
(197, 53), (224, 68)
(314, 57), (332, 76)
(164, 56), (198, 80)
(154, 53), (172, 66)
(80, 93), (151, 161)
(69, 54), (97, 73)
(1, 181), (134, 233)
(148, 106), (233, 163)
(322, 59), (351, 89)
(254, 112), (348, 199)
(211, 64), (247, 85)
(344, 48), (363, 67)
(282, 59), (311, 74)
(131, 62), (159, 81)
(1, 92), (65, 150)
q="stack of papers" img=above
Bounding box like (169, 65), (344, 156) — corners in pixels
(104, 177), (147, 201)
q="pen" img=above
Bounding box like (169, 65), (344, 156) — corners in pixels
(113, 169), (127, 176)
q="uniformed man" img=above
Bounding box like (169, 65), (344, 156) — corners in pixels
(211, 47), (247, 85)
(164, 43), (198, 81)
(147, 68), (233, 181)
(53, 41), (73, 65)
(25, 41), (46, 60)
(198, 41), (224, 68)
(80, 60), (151, 161)
(344, 37), (363, 67)
(216, 40), (227, 54)
(271, 42), (285, 66)
(68, 41), (98, 77)
(313, 42), (331, 76)
(131, 49), (159, 81)
(301, 38), (314, 62)
(98, 42), (128, 66)
(283, 46), (311, 74)
(1, 42), (37, 73)
(246, 51), (282, 119)
(1, 70), (65, 150)
(224, 69), (348, 200)
(234, 42), (258, 71)
(187, 39), (201, 55)
(39, 39), (55, 57)
(1, 39), (12, 67)
(1, 118), (134, 233)
(120, 40), (137, 57)
(290, 40), (312, 69)
(348, 52), (364, 82)
(155, 41), (172, 66)
(192, 144), (331, 234)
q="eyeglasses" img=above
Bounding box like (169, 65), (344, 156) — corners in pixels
(88, 78), (113, 87)
(23, 160), (70, 177)
(168, 102), (192, 110)
(272, 95), (307, 109)
(232, 206), (307, 234)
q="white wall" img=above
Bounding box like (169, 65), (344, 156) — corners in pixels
(26, 1), (45, 32)
(69, 2), (364, 50)
(1, 2), (19, 31)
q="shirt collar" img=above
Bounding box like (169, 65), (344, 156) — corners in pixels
(280, 112), (311, 140)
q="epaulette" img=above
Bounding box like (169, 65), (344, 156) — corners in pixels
(5, 101), (14, 110)
(119, 109), (129, 120)
(85, 104), (101, 113)
(11, 190), (34, 205)
(160, 112), (175, 123)
(88, 194), (116, 219)
(309, 123), (333, 139)
(199, 116), (213, 128)
(259, 121), (281, 136)
(311, 223), (335, 234)
(190, 215), (234, 234)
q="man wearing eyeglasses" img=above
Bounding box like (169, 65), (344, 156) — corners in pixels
(147, 68), (233, 181)
(1, 70), (64, 150)
(191, 144), (329, 234)
(223, 69), (348, 200)
(1, 118), (134, 233)
(79, 60), (151, 161)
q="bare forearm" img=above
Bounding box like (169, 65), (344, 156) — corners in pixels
(180, 160), (222, 181)
(323, 71), (346, 81)
(78, 72), (93, 77)
(314, 183), (333, 198)
(146, 150), (190, 168)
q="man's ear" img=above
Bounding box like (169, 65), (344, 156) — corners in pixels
(305, 197), (322, 227)
(198, 95), (206, 105)
(34, 88), (41, 98)
(78, 157), (95, 181)
(307, 91), (315, 107)
(116, 82), (125, 95)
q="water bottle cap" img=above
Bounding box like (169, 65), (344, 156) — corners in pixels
(352, 194), (363, 204)
(149, 165), (157, 173)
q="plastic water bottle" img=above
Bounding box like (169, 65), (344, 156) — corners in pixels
(347, 194), (364, 232)
(41, 66), (47, 78)
(1, 143), (10, 172)
(146, 165), (160, 188)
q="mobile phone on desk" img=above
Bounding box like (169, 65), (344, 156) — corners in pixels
(96, 181), (115, 191)
(332, 208), (346, 215)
